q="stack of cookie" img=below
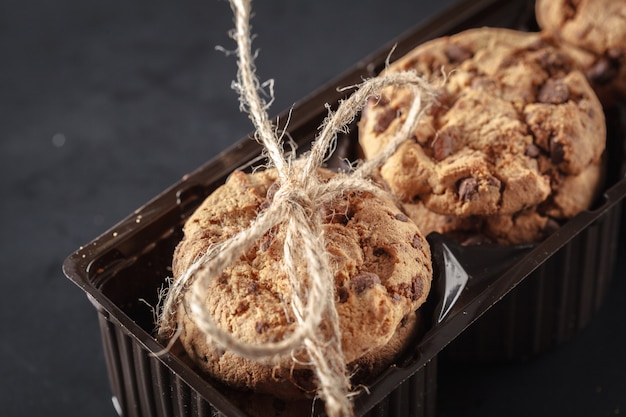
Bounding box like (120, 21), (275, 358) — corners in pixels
(171, 168), (433, 404)
(358, 27), (607, 245)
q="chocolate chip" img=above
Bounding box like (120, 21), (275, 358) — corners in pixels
(410, 275), (425, 301)
(374, 106), (397, 134)
(255, 321), (270, 334)
(445, 43), (473, 63)
(433, 129), (457, 161)
(247, 281), (260, 295)
(234, 301), (249, 315)
(411, 234), (423, 249)
(486, 175), (501, 189)
(373, 247), (388, 257)
(390, 276), (425, 302)
(549, 137), (565, 164)
(538, 79), (570, 104)
(350, 272), (381, 294)
(338, 287), (349, 303)
(525, 143), (541, 158)
(394, 212), (409, 222)
(458, 177), (478, 202)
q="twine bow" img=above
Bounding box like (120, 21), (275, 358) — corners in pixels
(158, 1), (434, 416)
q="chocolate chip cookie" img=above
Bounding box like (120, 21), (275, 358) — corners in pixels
(358, 27), (605, 244)
(171, 168), (432, 398)
(536, 0), (626, 103)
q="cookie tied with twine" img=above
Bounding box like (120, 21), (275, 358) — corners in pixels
(156, 1), (435, 416)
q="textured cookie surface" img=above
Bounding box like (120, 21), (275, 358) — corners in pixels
(172, 168), (432, 398)
(358, 27), (605, 244)
(535, 0), (626, 101)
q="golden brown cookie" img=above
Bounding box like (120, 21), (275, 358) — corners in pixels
(402, 159), (603, 245)
(535, 0), (626, 102)
(172, 168), (432, 399)
(358, 27), (605, 244)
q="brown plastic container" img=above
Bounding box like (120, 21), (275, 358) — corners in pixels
(62, 0), (626, 416)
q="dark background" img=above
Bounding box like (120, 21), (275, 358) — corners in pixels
(1, 0), (624, 416)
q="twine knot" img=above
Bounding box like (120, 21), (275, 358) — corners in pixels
(273, 178), (314, 209)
